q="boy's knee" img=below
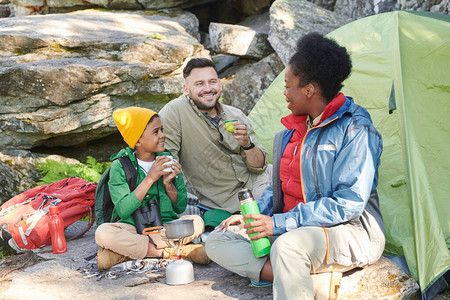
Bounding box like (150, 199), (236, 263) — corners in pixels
(95, 223), (110, 245)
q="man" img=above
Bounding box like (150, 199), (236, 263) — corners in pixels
(159, 58), (271, 227)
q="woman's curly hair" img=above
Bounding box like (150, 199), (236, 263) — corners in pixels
(288, 33), (352, 102)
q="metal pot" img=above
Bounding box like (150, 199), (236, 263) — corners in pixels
(164, 219), (194, 239)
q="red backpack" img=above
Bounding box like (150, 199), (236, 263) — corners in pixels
(0, 177), (97, 252)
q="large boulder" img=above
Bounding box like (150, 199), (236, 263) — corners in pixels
(0, 150), (81, 204)
(231, 0), (274, 15)
(334, 0), (449, 19)
(268, 0), (349, 66)
(0, 9), (208, 150)
(9, 0), (216, 16)
(209, 12), (273, 59)
(221, 52), (284, 115)
(337, 257), (420, 299)
(334, 0), (396, 19)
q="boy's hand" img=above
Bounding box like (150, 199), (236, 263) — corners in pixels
(147, 156), (172, 182)
(162, 160), (181, 185)
(243, 214), (273, 239)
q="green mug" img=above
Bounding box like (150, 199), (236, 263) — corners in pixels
(225, 120), (238, 132)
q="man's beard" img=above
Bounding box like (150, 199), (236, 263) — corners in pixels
(191, 91), (219, 111)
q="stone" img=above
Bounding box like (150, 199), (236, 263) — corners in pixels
(268, 0), (350, 66)
(334, 0), (396, 19)
(337, 257), (420, 299)
(231, 0), (274, 15)
(0, 224), (421, 300)
(0, 10), (207, 150)
(0, 4), (10, 17)
(430, 0), (450, 14)
(9, 0), (217, 16)
(0, 150), (81, 204)
(221, 52), (284, 115)
(209, 12), (273, 59)
(308, 0), (336, 10)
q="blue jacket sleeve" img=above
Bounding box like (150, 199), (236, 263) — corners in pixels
(256, 185), (274, 216)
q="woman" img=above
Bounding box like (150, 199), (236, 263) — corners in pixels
(205, 33), (385, 299)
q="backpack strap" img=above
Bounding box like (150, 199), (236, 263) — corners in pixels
(119, 156), (138, 191)
(108, 156), (138, 223)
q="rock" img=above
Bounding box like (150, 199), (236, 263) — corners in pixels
(0, 225), (421, 300)
(431, 0), (450, 14)
(221, 52), (284, 115)
(334, 0), (449, 19)
(0, 150), (82, 204)
(231, 0), (274, 15)
(268, 0), (350, 66)
(0, 3), (10, 17)
(334, 0), (396, 19)
(9, 0), (217, 16)
(209, 12), (274, 59)
(0, 161), (23, 204)
(212, 54), (240, 77)
(0, 224), (274, 300)
(337, 257), (420, 299)
(308, 0), (336, 10)
(0, 10), (208, 150)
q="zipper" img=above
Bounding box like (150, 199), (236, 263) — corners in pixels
(299, 117), (339, 202)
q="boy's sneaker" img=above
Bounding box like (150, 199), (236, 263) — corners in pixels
(163, 242), (211, 265)
(97, 247), (131, 270)
(250, 279), (273, 287)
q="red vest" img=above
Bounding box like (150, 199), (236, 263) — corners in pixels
(279, 93), (346, 212)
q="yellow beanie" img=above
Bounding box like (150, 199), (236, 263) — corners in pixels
(113, 107), (157, 148)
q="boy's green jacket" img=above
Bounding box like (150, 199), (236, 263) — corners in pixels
(108, 147), (187, 226)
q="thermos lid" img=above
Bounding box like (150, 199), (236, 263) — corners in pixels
(49, 205), (59, 215)
(238, 188), (253, 201)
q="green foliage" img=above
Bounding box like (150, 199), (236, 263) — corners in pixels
(36, 156), (110, 185)
(0, 248), (14, 261)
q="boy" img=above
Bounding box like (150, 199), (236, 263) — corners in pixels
(95, 107), (210, 270)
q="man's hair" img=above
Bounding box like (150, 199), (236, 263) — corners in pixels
(288, 32), (352, 102)
(183, 58), (217, 79)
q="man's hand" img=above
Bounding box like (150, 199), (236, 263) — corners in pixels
(227, 121), (252, 147)
(243, 214), (273, 240)
(225, 121), (265, 168)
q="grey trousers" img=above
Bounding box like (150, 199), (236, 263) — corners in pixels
(206, 225), (353, 300)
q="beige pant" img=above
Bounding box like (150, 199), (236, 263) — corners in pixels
(206, 225), (353, 300)
(95, 215), (204, 259)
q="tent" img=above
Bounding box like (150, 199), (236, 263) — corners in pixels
(249, 11), (450, 297)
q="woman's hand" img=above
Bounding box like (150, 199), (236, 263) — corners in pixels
(243, 214), (273, 240)
(215, 214), (244, 232)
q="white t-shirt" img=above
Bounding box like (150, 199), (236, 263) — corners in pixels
(136, 158), (154, 175)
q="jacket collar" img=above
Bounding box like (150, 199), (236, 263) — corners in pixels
(317, 92), (347, 125)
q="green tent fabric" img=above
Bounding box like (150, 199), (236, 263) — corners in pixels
(249, 11), (450, 293)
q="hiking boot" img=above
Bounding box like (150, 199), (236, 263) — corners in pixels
(97, 247), (131, 270)
(163, 243), (211, 265)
